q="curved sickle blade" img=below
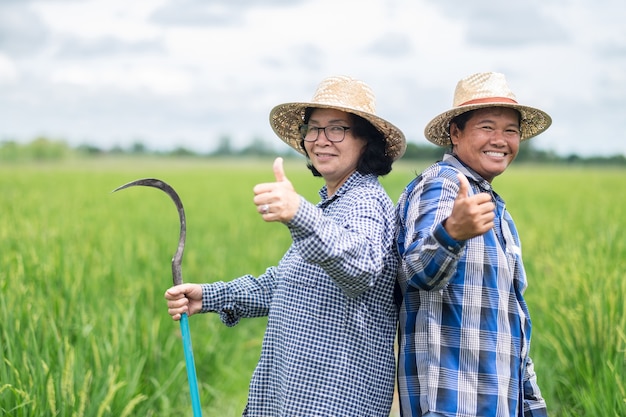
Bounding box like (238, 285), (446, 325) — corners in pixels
(113, 178), (185, 286)
(113, 178), (202, 416)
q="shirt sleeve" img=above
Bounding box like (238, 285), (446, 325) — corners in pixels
(199, 266), (277, 326)
(287, 193), (391, 298)
(522, 355), (549, 416)
(399, 173), (466, 291)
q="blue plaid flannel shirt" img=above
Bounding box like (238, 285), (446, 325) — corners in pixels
(201, 171), (398, 417)
(395, 153), (547, 417)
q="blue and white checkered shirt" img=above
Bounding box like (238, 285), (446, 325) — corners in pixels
(395, 154), (547, 417)
(201, 171), (398, 417)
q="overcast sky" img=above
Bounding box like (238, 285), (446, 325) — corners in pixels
(1, 0), (624, 157)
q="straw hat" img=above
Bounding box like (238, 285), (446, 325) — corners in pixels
(269, 75), (406, 160)
(424, 72), (552, 146)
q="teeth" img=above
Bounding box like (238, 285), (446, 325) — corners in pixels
(485, 151), (505, 157)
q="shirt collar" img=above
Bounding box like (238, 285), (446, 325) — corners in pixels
(318, 171), (368, 203)
(443, 152), (494, 192)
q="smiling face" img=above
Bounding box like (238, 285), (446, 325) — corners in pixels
(450, 107), (521, 182)
(303, 108), (367, 195)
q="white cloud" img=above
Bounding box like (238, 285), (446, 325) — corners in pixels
(0, 54), (18, 83)
(0, 0), (624, 157)
(34, 0), (163, 40)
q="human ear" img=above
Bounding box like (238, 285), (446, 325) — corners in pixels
(449, 123), (460, 146)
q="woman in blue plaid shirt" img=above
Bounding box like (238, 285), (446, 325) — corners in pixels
(165, 76), (406, 416)
(395, 72), (552, 417)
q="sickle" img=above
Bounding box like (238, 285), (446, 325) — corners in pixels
(113, 178), (202, 417)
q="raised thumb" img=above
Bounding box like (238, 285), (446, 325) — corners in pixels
(456, 173), (470, 199)
(273, 157), (287, 182)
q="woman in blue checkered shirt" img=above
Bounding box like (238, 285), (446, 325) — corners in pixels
(395, 72), (551, 417)
(165, 76), (406, 416)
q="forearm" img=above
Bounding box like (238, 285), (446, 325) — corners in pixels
(288, 197), (391, 297)
(201, 268), (275, 326)
(398, 172), (467, 291)
(401, 222), (465, 291)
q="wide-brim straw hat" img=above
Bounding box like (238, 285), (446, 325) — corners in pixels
(269, 75), (406, 160)
(424, 72), (552, 146)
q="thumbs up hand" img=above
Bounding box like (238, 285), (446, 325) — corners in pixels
(272, 156), (289, 183)
(443, 174), (495, 241)
(253, 157), (301, 223)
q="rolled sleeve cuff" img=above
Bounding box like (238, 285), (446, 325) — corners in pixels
(433, 222), (465, 254)
(200, 282), (225, 313)
(287, 197), (319, 238)
(201, 282), (242, 327)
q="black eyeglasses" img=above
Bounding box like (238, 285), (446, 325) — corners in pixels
(299, 125), (351, 143)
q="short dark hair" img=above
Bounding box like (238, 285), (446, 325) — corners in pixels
(449, 110), (474, 131)
(300, 107), (393, 177)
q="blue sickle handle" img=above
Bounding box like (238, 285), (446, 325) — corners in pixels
(180, 313), (202, 416)
(112, 178), (202, 416)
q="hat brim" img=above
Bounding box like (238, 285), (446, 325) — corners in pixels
(424, 102), (552, 146)
(270, 102), (407, 161)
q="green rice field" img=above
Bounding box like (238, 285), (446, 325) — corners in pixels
(1, 157), (624, 416)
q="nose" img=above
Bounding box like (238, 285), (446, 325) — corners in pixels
(490, 129), (509, 145)
(314, 128), (332, 144)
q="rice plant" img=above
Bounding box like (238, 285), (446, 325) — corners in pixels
(0, 158), (624, 416)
